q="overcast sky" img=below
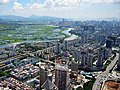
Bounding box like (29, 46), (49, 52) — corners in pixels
(0, 0), (120, 20)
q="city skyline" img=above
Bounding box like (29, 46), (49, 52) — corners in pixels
(0, 0), (120, 90)
(0, 0), (120, 20)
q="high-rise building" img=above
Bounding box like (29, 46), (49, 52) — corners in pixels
(87, 48), (94, 67)
(63, 40), (68, 51)
(55, 60), (71, 90)
(72, 50), (80, 62)
(106, 39), (113, 49)
(80, 49), (88, 67)
(39, 67), (48, 88)
(41, 79), (58, 90)
(107, 48), (112, 57)
(94, 34), (106, 44)
(71, 59), (78, 72)
(107, 36), (117, 46)
(55, 43), (61, 54)
(116, 37), (120, 46)
(103, 48), (109, 60)
(100, 34), (106, 44)
(82, 26), (95, 32)
(117, 48), (120, 70)
(81, 35), (88, 44)
(96, 47), (105, 67)
(87, 53), (94, 67)
(88, 26), (95, 33)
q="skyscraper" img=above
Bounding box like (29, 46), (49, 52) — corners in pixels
(94, 34), (106, 44)
(63, 40), (68, 51)
(80, 49), (88, 67)
(106, 39), (113, 49)
(87, 53), (93, 67)
(55, 60), (71, 90)
(81, 35), (88, 44)
(105, 38), (113, 57)
(96, 47), (104, 67)
(41, 79), (58, 90)
(39, 66), (48, 89)
(117, 48), (120, 70)
(71, 59), (78, 72)
(72, 50), (80, 62)
(55, 43), (61, 54)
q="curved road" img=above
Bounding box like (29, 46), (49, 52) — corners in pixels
(92, 53), (119, 90)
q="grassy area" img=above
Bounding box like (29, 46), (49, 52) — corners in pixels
(28, 25), (55, 34)
(0, 70), (9, 77)
(0, 24), (68, 45)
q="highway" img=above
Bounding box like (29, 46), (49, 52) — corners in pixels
(92, 53), (119, 90)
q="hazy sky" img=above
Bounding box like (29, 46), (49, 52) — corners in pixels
(0, 0), (120, 20)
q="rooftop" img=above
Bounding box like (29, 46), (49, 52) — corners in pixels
(103, 81), (120, 90)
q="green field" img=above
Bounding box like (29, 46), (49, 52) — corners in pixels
(0, 24), (68, 45)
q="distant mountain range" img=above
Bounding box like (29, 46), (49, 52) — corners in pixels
(0, 15), (26, 21)
(29, 15), (64, 21)
(0, 18), (6, 22)
(0, 15), (119, 21)
(0, 15), (65, 21)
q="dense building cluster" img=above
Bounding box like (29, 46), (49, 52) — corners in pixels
(0, 20), (120, 90)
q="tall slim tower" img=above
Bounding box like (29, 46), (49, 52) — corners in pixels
(81, 35), (88, 44)
(96, 47), (104, 67)
(106, 39), (113, 57)
(106, 39), (113, 49)
(55, 43), (61, 54)
(55, 60), (71, 90)
(117, 48), (120, 70)
(80, 49), (88, 67)
(63, 40), (68, 51)
(71, 59), (78, 72)
(87, 53), (93, 67)
(72, 50), (80, 62)
(39, 66), (48, 89)
(87, 48), (94, 67)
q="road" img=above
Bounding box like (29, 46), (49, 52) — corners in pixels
(0, 46), (55, 69)
(92, 53), (119, 90)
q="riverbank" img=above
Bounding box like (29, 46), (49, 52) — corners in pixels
(62, 28), (78, 41)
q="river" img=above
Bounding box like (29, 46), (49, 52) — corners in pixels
(62, 28), (78, 41)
